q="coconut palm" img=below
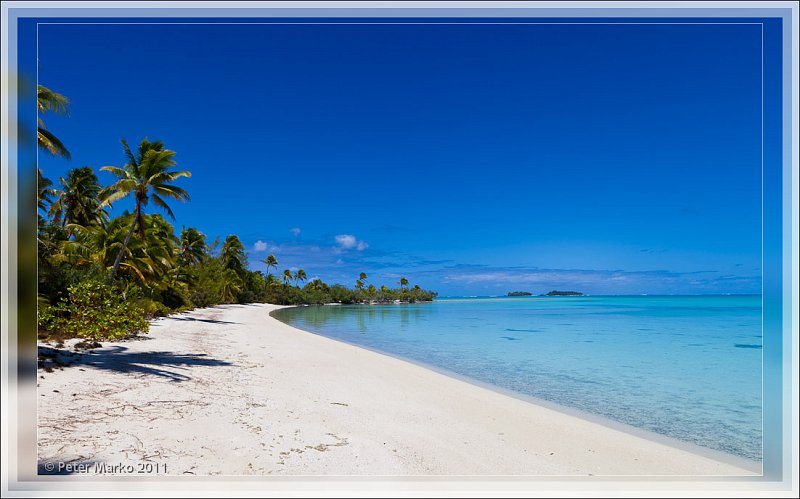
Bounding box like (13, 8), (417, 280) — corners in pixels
(60, 218), (124, 270)
(220, 234), (246, 276)
(295, 268), (307, 287)
(37, 169), (59, 256)
(49, 167), (107, 229)
(126, 214), (179, 284)
(219, 268), (243, 303)
(63, 213), (178, 285)
(37, 168), (55, 214)
(282, 269), (292, 285)
(99, 138), (191, 281)
(399, 277), (409, 289)
(263, 254), (278, 278)
(37, 85), (71, 159)
(175, 227), (208, 282)
(359, 272), (368, 282)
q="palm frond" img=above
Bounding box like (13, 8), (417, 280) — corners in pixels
(150, 193), (176, 219)
(152, 184), (190, 202)
(148, 169), (191, 185)
(140, 149), (177, 176)
(119, 261), (147, 283)
(120, 139), (138, 168)
(37, 128), (71, 159)
(37, 85), (70, 115)
(98, 184), (133, 207)
(99, 165), (131, 179)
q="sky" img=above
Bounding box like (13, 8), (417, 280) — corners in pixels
(36, 21), (764, 296)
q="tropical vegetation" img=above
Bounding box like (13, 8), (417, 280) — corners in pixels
(37, 85), (437, 343)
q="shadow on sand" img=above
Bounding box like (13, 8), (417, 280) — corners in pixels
(38, 345), (233, 382)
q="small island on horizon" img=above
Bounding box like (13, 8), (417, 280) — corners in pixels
(541, 290), (585, 296)
(507, 290), (585, 297)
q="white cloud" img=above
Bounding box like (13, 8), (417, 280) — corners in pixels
(334, 234), (368, 251)
(253, 240), (268, 252)
(290, 227), (301, 236)
(335, 234), (357, 249)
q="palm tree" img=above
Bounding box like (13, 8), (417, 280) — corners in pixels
(37, 169), (57, 253)
(263, 254), (278, 278)
(99, 138), (191, 282)
(37, 85), (71, 159)
(295, 268), (307, 288)
(359, 272), (368, 282)
(220, 234), (246, 277)
(219, 268), (243, 303)
(37, 169), (54, 214)
(175, 227), (207, 282)
(49, 167), (107, 229)
(60, 217), (127, 270)
(399, 277), (409, 289)
(64, 213), (178, 285)
(124, 214), (179, 285)
(282, 269), (292, 285)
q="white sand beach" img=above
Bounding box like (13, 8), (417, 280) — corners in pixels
(37, 303), (757, 476)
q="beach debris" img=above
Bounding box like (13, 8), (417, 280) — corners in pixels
(74, 340), (102, 351)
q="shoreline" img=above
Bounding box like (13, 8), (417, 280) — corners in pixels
(270, 306), (760, 473)
(37, 303), (759, 476)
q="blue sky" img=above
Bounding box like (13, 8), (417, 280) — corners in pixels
(37, 21), (763, 295)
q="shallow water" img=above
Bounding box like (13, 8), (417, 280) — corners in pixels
(272, 295), (762, 461)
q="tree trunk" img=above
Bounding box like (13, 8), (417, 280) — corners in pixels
(108, 202), (140, 282)
(173, 261), (184, 285)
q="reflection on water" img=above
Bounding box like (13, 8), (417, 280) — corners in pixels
(287, 304), (426, 334)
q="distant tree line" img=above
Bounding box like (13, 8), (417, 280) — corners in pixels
(36, 84), (436, 343)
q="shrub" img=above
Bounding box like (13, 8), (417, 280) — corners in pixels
(37, 304), (62, 336)
(57, 280), (149, 340)
(158, 285), (187, 310)
(132, 297), (171, 318)
(188, 289), (213, 308)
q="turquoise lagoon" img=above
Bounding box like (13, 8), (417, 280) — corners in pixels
(272, 295), (762, 462)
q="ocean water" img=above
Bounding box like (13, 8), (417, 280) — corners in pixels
(271, 296), (762, 462)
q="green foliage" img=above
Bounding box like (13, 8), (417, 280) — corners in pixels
(220, 235), (247, 276)
(37, 85), (71, 159)
(37, 304), (61, 335)
(157, 285), (188, 310)
(100, 137), (191, 282)
(38, 281), (149, 340)
(131, 297), (171, 318)
(49, 167), (107, 228)
(35, 88), (438, 344)
(259, 277), (436, 306)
